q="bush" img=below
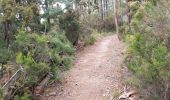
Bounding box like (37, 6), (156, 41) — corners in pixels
(0, 86), (4, 100)
(59, 10), (80, 45)
(14, 93), (30, 100)
(84, 34), (96, 46)
(0, 39), (13, 77)
(125, 1), (170, 99)
(7, 29), (75, 98)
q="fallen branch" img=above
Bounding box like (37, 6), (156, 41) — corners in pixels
(35, 73), (53, 94)
(119, 85), (138, 99)
(2, 65), (23, 88)
(119, 90), (137, 99)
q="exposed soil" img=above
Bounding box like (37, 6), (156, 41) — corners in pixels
(42, 34), (127, 100)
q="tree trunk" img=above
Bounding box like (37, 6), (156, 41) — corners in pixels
(126, 0), (131, 28)
(106, 0), (109, 17)
(99, 0), (104, 33)
(114, 0), (119, 34)
(3, 20), (12, 47)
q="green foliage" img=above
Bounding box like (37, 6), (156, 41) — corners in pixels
(0, 40), (12, 63)
(0, 86), (4, 100)
(129, 1), (140, 12)
(124, 0), (170, 99)
(0, 39), (13, 77)
(14, 92), (31, 100)
(0, 0), (16, 21)
(0, 0), (112, 99)
(84, 34), (96, 46)
(12, 29), (75, 97)
(59, 10), (80, 45)
(146, 0), (158, 5)
(43, 6), (63, 19)
(47, 31), (75, 71)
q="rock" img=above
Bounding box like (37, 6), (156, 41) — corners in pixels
(109, 96), (113, 100)
(119, 91), (138, 99)
(48, 92), (57, 96)
(75, 83), (78, 86)
(103, 94), (106, 97)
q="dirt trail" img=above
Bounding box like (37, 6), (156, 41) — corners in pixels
(44, 34), (126, 100)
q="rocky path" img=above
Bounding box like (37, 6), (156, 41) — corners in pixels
(43, 34), (126, 100)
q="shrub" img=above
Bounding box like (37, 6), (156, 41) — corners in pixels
(14, 93), (30, 100)
(84, 34), (96, 46)
(7, 29), (75, 98)
(0, 39), (13, 77)
(0, 86), (4, 100)
(125, 1), (170, 99)
(59, 10), (80, 45)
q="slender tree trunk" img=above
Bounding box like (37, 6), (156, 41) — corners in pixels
(45, 0), (51, 30)
(126, 0), (131, 29)
(0, 63), (4, 78)
(3, 20), (12, 47)
(100, 0), (104, 32)
(97, 0), (100, 32)
(98, 0), (103, 33)
(100, 0), (104, 21)
(119, 0), (123, 26)
(106, 0), (109, 17)
(114, 0), (119, 34)
(103, 0), (105, 19)
(103, 0), (105, 30)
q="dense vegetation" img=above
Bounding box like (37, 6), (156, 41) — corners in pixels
(0, 0), (115, 99)
(121, 0), (170, 99)
(1, 0), (170, 99)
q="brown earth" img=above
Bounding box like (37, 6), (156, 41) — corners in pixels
(42, 34), (128, 100)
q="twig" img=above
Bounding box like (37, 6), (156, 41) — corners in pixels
(2, 65), (23, 88)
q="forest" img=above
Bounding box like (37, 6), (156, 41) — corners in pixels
(0, 0), (169, 100)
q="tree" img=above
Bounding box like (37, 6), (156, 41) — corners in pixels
(59, 9), (80, 45)
(0, 0), (76, 99)
(124, 0), (170, 99)
(114, 0), (119, 34)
